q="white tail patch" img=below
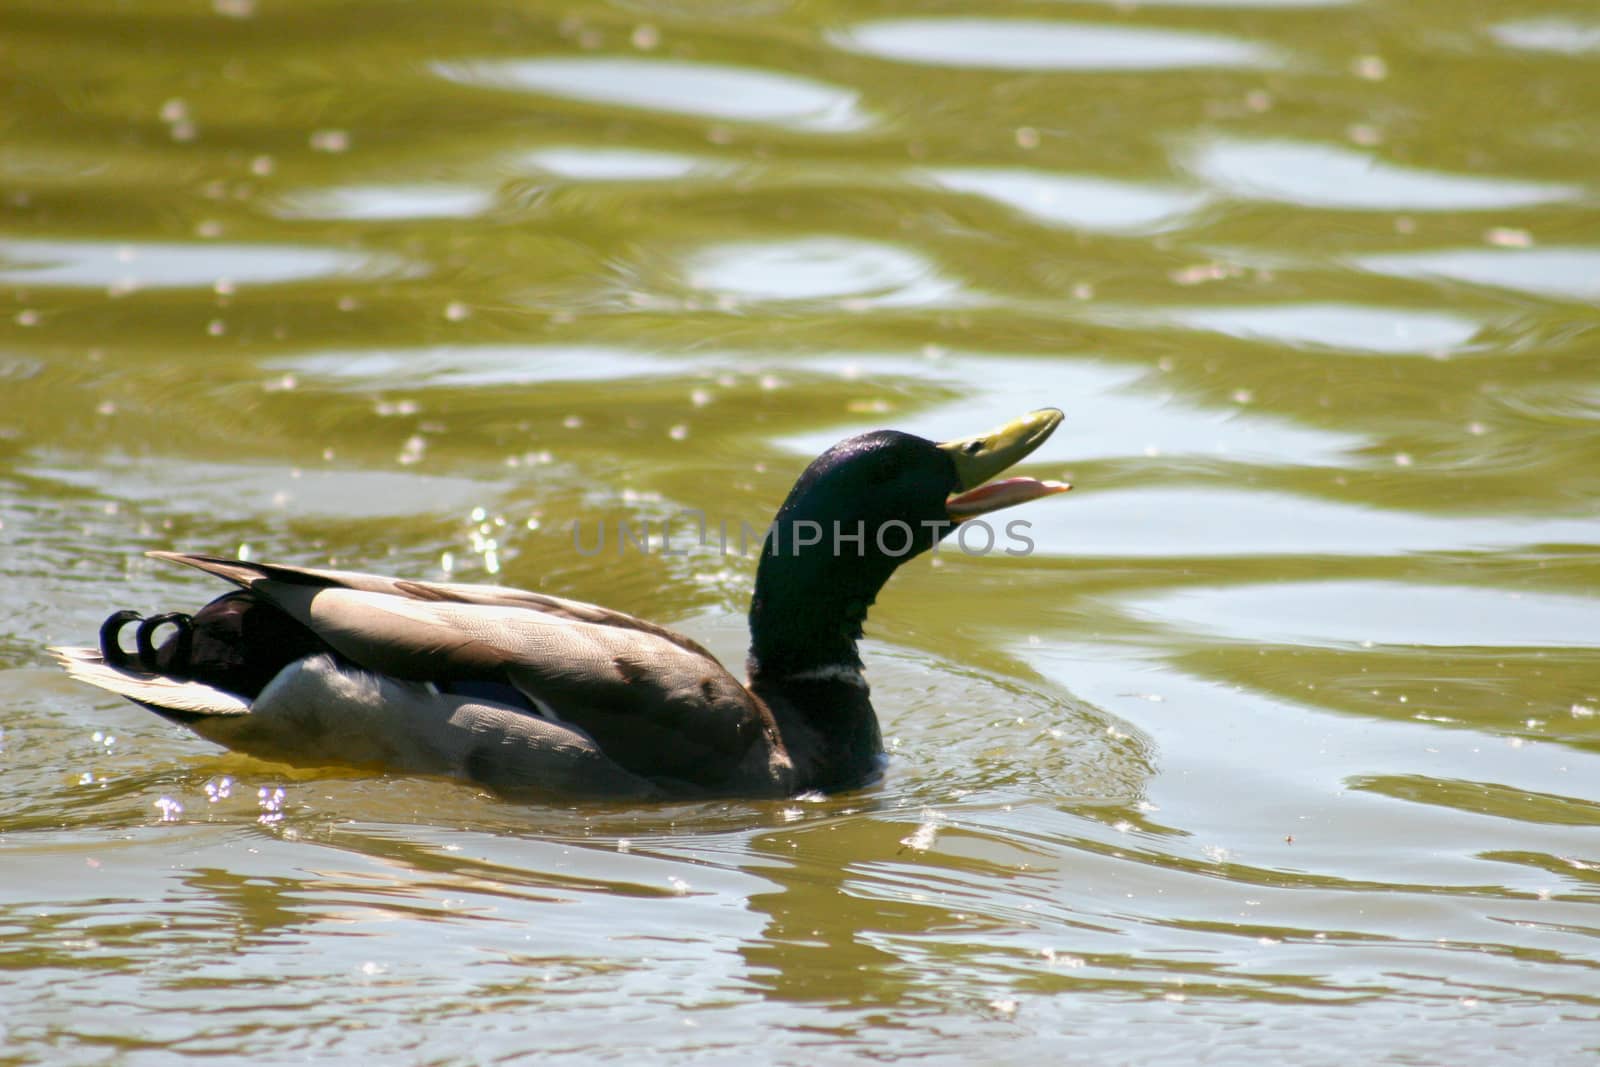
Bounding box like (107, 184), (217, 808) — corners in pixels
(50, 647), (251, 717)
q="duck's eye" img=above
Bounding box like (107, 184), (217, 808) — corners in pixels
(964, 441), (984, 456)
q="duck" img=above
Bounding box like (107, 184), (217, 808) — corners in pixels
(52, 408), (1070, 798)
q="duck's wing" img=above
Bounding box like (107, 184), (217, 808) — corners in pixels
(150, 551), (716, 658)
(151, 552), (790, 793)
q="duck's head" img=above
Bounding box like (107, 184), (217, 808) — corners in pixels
(748, 408), (1070, 676)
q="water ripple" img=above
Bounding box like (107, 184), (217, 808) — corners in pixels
(927, 168), (1204, 233)
(30, 456), (501, 521)
(273, 345), (677, 389)
(1028, 488), (1600, 558)
(273, 184), (495, 221)
(521, 147), (712, 182)
(1186, 139), (1582, 211)
(780, 355), (1365, 465)
(436, 57), (870, 133)
(1358, 247), (1600, 303)
(1152, 303), (1483, 355)
(682, 238), (959, 306)
(1086, 0), (1350, 6)
(0, 237), (419, 289)
(1125, 581), (1600, 649)
(1489, 18), (1600, 56)
(834, 18), (1273, 70)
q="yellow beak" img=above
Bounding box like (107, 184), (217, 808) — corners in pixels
(937, 408), (1072, 521)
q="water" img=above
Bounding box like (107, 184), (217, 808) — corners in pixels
(3, 0), (1598, 1062)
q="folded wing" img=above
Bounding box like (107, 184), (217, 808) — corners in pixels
(152, 552), (786, 792)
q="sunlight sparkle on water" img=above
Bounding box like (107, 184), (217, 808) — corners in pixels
(154, 796), (183, 822)
(257, 786), (286, 825)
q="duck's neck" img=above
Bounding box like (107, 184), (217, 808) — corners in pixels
(746, 551), (893, 792)
(746, 667), (884, 794)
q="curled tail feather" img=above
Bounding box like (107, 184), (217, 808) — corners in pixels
(100, 609), (194, 673)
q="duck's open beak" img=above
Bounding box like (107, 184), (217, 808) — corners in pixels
(938, 408), (1072, 522)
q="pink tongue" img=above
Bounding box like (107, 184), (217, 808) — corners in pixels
(948, 477), (1072, 518)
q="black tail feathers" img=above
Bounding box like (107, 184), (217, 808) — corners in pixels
(101, 610), (194, 673)
(96, 591), (330, 700)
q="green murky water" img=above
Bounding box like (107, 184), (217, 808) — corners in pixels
(3, 0), (1598, 1061)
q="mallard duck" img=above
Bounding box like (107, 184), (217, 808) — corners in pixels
(52, 409), (1069, 798)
